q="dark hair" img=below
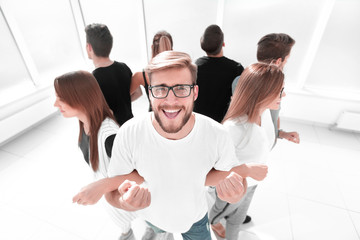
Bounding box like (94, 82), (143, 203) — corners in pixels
(200, 24), (224, 55)
(257, 33), (295, 63)
(146, 51), (197, 85)
(54, 70), (117, 171)
(85, 23), (113, 57)
(152, 30), (173, 58)
(223, 63), (284, 123)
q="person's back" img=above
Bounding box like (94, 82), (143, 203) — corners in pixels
(194, 24), (243, 123)
(92, 61), (133, 125)
(85, 23), (133, 126)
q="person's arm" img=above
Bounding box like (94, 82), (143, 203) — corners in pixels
(205, 163), (268, 186)
(205, 163), (267, 203)
(215, 172), (248, 204)
(72, 170), (144, 205)
(130, 72), (144, 94)
(131, 86), (143, 102)
(105, 180), (151, 211)
(278, 130), (300, 143)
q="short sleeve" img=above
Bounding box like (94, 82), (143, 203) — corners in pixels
(108, 126), (135, 177)
(212, 128), (239, 171)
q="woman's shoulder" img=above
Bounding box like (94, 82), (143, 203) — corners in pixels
(99, 118), (119, 135)
(224, 115), (250, 128)
(223, 116), (254, 139)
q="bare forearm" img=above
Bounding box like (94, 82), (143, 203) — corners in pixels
(205, 164), (250, 186)
(105, 190), (122, 208)
(205, 169), (230, 186)
(231, 164), (250, 178)
(131, 87), (143, 101)
(103, 171), (144, 193)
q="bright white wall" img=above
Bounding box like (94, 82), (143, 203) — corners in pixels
(1, 0), (360, 145)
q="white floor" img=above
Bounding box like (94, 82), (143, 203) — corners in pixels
(1, 95), (360, 240)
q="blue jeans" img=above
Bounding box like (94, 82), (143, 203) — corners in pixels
(146, 213), (211, 240)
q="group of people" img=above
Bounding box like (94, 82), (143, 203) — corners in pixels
(53, 23), (300, 240)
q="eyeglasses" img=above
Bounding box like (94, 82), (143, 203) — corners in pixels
(149, 84), (194, 99)
(280, 87), (285, 98)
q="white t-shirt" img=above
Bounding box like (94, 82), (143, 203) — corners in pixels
(223, 109), (275, 186)
(93, 117), (119, 180)
(108, 112), (238, 233)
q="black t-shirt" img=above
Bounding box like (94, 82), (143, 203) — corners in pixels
(93, 61), (133, 125)
(194, 56), (244, 123)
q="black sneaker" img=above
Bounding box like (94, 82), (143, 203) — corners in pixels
(243, 215), (251, 224)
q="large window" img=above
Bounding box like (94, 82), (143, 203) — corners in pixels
(223, 0), (327, 87)
(305, 0), (360, 93)
(80, 0), (147, 72)
(3, 0), (85, 83)
(0, 10), (31, 106)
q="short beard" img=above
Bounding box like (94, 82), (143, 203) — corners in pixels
(153, 105), (193, 134)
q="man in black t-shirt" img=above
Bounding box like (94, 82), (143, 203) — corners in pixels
(85, 23), (141, 126)
(194, 24), (244, 123)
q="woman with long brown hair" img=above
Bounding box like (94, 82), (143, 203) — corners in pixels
(209, 62), (285, 239)
(54, 70), (144, 240)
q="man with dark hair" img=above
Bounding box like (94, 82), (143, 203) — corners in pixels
(256, 33), (295, 68)
(84, 23), (145, 240)
(85, 23), (141, 126)
(194, 24), (244, 123)
(232, 33), (299, 145)
(254, 33), (299, 145)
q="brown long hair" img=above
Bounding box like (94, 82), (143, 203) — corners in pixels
(223, 63), (284, 123)
(54, 70), (117, 171)
(151, 30), (173, 58)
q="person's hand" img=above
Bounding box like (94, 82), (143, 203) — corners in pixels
(72, 179), (106, 205)
(247, 163), (268, 181)
(216, 172), (246, 204)
(117, 180), (151, 211)
(279, 130), (300, 144)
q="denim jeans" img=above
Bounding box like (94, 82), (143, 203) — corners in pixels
(146, 213), (211, 240)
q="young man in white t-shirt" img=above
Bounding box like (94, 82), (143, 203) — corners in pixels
(108, 51), (249, 239)
(73, 51), (266, 239)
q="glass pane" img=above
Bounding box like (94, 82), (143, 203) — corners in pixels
(0, 10), (33, 105)
(305, 0), (360, 92)
(4, 0), (85, 81)
(80, 0), (147, 71)
(223, 0), (326, 87)
(144, 0), (218, 61)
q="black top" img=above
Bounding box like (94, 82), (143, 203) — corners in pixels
(194, 56), (244, 123)
(79, 131), (90, 165)
(93, 61), (133, 125)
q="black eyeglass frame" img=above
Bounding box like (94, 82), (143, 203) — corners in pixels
(280, 87), (285, 98)
(148, 84), (195, 99)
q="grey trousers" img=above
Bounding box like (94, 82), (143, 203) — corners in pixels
(209, 185), (257, 240)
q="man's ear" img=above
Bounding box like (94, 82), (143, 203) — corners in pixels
(275, 58), (283, 66)
(86, 43), (92, 52)
(193, 85), (199, 101)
